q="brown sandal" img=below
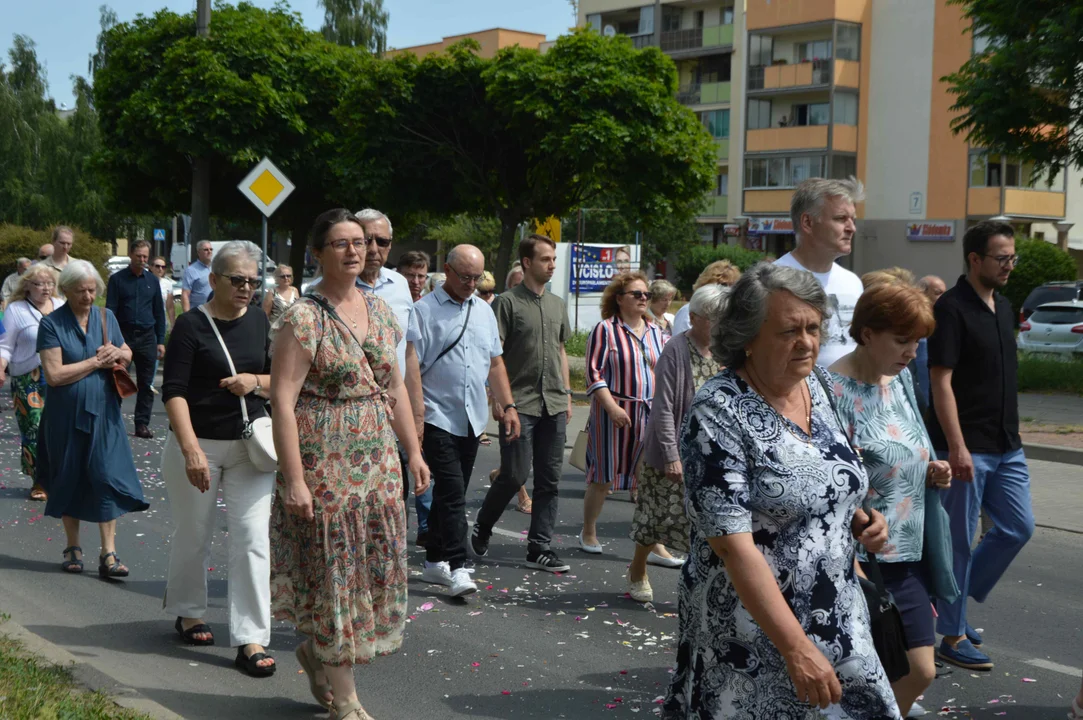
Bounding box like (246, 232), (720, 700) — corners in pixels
(29, 484), (47, 501)
(295, 640), (333, 710)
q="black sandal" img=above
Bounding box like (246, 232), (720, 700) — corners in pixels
(235, 645), (276, 677)
(98, 551), (129, 579)
(174, 617), (215, 646)
(61, 546), (83, 573)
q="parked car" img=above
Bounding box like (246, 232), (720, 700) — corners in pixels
(1018, 300), (1083, 357)
(105, 256), (129, 275)
(1020, 281), (1083, 323)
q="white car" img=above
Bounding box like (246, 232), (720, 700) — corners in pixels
(1018, 300), (1083, 357)
(105, 256), (130, 275)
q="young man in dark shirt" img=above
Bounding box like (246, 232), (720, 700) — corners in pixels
(927, 220), (1034, 671)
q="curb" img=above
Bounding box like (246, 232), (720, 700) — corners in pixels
(1023, 442), (1083, 467)
(0, 618), (185, 720)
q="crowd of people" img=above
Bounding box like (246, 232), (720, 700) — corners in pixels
(3, 173), (1072, 719)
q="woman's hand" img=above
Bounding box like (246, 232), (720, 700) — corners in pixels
(926, 460), (952, 489)
(183, 446), (212, 493)
(283, 480), (315, 521)
(783, 639), (843, 709)
(606, 403), (631, 429)
(408, 452), (431, 496)
(220, 373), (257, 397)
(852, 507), (888, 554)
(96, 343), (122, 367)
(664, 460), (683, 482)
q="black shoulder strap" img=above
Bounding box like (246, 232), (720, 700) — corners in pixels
(302, 292), (365, 352)
(423, 298), (473, 374)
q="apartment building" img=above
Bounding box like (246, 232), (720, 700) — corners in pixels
(579, 0), (1078, 277)
(387, 28), (549, 59)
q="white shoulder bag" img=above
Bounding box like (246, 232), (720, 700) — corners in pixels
(199, 306), (278, 472)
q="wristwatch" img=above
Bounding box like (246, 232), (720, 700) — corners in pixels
(563, 388), (574, 396)
(503, 403), (518, 412)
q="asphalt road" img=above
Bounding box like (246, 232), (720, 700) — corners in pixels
(0, 397), (1080, 720)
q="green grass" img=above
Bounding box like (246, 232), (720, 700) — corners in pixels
(566, 331), (588, 358)
(1018, 353), (1083, 395)
(569, 365), (587, 393)
(0, 631), (151, 719)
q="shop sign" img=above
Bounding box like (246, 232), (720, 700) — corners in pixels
(906, 221), (955, 242)
(723, 223), (741, 237)
(747, 217), (794, 235)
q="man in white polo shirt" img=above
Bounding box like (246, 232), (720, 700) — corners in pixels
(773, 177), (866, 368)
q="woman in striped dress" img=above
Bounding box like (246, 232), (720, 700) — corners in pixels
(578, 271), (667, 555)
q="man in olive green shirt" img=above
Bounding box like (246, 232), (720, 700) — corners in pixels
(471, 234), (573, 573)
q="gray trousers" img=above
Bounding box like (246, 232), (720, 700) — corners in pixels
(476, 410), (567, 553)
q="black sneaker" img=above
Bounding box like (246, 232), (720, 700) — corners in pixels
(525, 549), (570, 573)
(469, 523), (490, 558)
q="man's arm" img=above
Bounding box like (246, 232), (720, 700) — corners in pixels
(487, 356), (520, 440)
(560, 344), (572, 420)
(930, 367), (972, 481)
(181, 289), (191, 313)
(167, 290), (176, 326)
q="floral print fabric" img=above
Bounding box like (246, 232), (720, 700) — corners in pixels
(13, 368), (46, 477)
(829, 369), (930, 563)
(663, 369), (901, 720)
(269, 290), (407, 666)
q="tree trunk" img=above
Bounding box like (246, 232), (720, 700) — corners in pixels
(493, 218), (519, 293)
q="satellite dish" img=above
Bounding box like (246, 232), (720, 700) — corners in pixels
(603, 25), (617, 37)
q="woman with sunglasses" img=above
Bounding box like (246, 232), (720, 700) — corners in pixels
(161, 241), (277, 678)
(578, 271), (667, 555)
(263, 263), (299, 328)
(0, 264), (65, 501)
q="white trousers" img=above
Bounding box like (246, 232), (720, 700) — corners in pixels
(162, 432), (275, 647)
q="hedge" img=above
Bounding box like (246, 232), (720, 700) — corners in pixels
(1001, 238), (1077, 318)
(0, 224), (112, 280)
(673, 244), (766, 298)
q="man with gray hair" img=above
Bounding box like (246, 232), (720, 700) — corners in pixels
(181, 240), (214, 312)
(774, 177), (866, 367)
(1, 257), (32, 309)
(354, 208), (430, 543)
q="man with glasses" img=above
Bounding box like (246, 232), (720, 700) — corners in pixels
(471, 234), (573, 573)
(182, 241), (214, 312)
(354, 208), (430, 542)
(37, 244), (53, 262)
(397, 250), (430, 302)
(2, 257), (32, 309)
(927, 220), (1033, 671)
(151, 257), (176, 329)
(106, 240), (166, 439)
(413, 244), (520, 598)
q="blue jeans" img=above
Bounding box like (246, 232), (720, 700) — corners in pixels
(935, 448), (1034, 636)
(399, 447), (432, 533)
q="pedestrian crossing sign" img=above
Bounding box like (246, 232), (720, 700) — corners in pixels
(153, 228), (166, 242)
(238, 157), (295, 218)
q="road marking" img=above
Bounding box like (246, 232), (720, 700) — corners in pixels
(1024, 658), (1083, 677)
(491, 526), (526, 541)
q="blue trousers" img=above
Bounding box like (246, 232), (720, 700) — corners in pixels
(935, 448), (1034, 636)
(399, 447), (432, 533)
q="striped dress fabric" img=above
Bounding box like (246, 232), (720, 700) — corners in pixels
(584, 316), (667, 490)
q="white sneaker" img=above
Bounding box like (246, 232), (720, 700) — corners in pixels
(421, 561), (452, 586)
(448, 567), (477, 597)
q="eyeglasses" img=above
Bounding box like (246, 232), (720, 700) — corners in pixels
(366, 235), (392, 248)
(621, 290), (654, 300)
(30, 281), (57, 289)
(38, 255), (48, 260)
(448, 265), (484, 285)
(279, 275), (293, 281)
(329, 239), (366, 251)
(221, 275), (261, 290)
(982, 253), (1019, 268)
(152, 264), (166, 269)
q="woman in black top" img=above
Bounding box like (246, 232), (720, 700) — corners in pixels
(161, 240), (277, 678)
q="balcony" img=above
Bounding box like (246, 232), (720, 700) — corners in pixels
(628, 33), (654, 49)
(968, 187), (1066, 219)
(835, 58), (860, 87)
(701, 195), (728, 218)
(677, 81), (731, 105)
(749, 59), (832, 91)
(747, 0), (866, 31)
(747, 125), (827, 152)
(715, 138), (730, 160)
(744, 189), (794, 214)
(661, 24), (735, 53)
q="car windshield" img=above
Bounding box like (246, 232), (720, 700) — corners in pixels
(1026, 287), (1078, 308)
(1030, 307), (1083, 325)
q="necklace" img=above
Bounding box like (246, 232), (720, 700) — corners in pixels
(744, 366), (813, 447)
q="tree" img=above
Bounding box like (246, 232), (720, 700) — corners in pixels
(944, 0), (1083, 176)
(93, 3), (369, 283)
(318, 0), (388, 55)
(336, 30), (716, 290)
(88, 5), (119, 78)
(426, 214), (503, 265)
(1002, 238), (1077, 316)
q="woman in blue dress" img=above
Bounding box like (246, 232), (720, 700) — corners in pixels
(37, 260), (148, 577)
(664, 263), (899, 720)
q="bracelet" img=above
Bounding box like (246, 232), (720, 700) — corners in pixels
(503, 403), (518, 412)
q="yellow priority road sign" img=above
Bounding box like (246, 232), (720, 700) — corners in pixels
(238, 157), (295, 217)
(534, 216), (562, 243)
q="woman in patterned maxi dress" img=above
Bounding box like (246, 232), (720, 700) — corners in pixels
(270, 209), (430, 720)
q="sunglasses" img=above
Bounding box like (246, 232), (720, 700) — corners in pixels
(366, 235), (392, 248)
(621, 290), (653, 300)
(38, 255), (48, 260)
(221, 274), (261, 290)
(279, 274), (293, 280)
(152, 264), (166, 269)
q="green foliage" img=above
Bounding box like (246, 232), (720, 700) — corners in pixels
(1017, 353), (1083, 396)
(0, 225), (112, 279)
(944, 0), (1083, 175)
(318, 0), (388, 54)
(673, 244), (766, 297)
(337, 29), (716, 289)
(1001, 238), (1077, 316)
(426, 214), (502, 265)
(565, 330), (589, 358)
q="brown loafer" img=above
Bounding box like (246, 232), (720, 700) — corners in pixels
(134, 425), (154, 439)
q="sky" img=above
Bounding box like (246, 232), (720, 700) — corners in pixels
(1, 0), (577, 108)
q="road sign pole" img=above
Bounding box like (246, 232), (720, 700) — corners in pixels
(260, 216), (268, 302)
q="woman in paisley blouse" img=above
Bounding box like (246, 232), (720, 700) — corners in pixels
(829, 280), (952, 717)
(665, 262), (897, 720)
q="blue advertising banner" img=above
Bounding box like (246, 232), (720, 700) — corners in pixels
(570, 244), (626, 293)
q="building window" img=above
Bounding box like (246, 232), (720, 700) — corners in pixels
(639, 5), (654, 35)
(831, 155), (856, 179)
(748, 98), (772, 130)
(587, 14), (602, 32)
(837, 24), (861, 60)
(970, 152), (1062, 190)
(662, 7), (681, 31)
(696, 54), (731, 83)
(789, 102), (830, 126)
(797, 40), (832, 63)
(1035, 231), (1045, 241)
(701, 109), (730, 139)
(722, 6), (734, 25)
(694, 10), (704, 28)
(716, 172), (729, 196)
(833, 93), (858, 125)
(749, 35), (773, 67)
(745, 155), (826, 189)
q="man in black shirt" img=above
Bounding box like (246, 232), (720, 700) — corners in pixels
(927, 220), (1034, 671)
(106, 240), (166, 439)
